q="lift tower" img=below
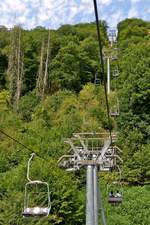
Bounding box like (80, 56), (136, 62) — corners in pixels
(58, 132), (122, 225)
(108, 29), (117, 47)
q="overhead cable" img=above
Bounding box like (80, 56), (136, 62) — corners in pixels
(92, 0), (112, 141)
(0, 129), (33, 153)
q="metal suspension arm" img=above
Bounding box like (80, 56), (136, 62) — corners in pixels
(98, 139), (111, 161)
(27, 153), (36, 182)
(65, 139), (82, 160)
(73, 134), (88, 152)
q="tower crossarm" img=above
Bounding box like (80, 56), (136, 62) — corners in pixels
(97, 138), (111, 161)
(73, 134), (88, 151)
(65, 139), (82, 160)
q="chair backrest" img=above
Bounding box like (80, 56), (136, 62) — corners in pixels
(24, 180), (51, 211)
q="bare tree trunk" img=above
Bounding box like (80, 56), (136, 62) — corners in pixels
(7, 26), (24, 110)
(15, 28), (22, 110)
(42, 29), (51, 98)
(36, 39), (45, 96)
(7, 28), (16, 105)
(36, 29), (51, 99)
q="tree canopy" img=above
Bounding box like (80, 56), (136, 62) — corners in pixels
(0, 18), (150, 225)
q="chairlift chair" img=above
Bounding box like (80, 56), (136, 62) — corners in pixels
(110, 108), (120, 117)
(95, 78), (101, 85)
(113, 47), (118, 51)
(110, 98), (120, 117)
(112, 69), (119, 77)
(108, 184), (123, 205)
(107, 166), (123, 206)
(22, 153), (51, 217)
(94, 71), (101, 85)
(99, 159), (110, 172)
(111, 55), (118, 61)
(108, 196), (122, 205)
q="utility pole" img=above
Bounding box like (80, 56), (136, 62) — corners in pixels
(107, 56), (110, 95)
(106, 29), (118, 95)
(58, 132), (122, 225)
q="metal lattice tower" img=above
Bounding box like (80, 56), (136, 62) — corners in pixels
(108, 29), (117, 47)
(58, 132), (122, 225)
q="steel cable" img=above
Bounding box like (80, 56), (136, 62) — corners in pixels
(93, 0), (112, 142)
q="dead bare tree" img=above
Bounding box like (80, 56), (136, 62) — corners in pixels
(36, 39), (45, 96)
(7, 26), (24, 110)
(43, 29), (51, 97)
(15, 28), (24, 110)
(36, 29), (51, 99)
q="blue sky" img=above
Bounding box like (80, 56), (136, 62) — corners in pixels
(0, 0), (149, 29)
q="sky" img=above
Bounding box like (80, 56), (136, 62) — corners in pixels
(0, 0), (149, 29)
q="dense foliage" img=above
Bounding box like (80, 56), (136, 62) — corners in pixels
(117, 18), (150, 184)
(0, 18), (150, 224)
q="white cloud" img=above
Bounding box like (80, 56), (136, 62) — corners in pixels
(128, 7), (138, 18)
(0, 0), (149, 29)
(2, 0), (26, 12)
(131, 0), (141, 2)
(100, 0), (112, 6)
(103, 9), (123, 27)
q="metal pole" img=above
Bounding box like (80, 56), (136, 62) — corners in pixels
(93, 166), (98, 225)
(98, 178), (107, 225)
(27, 153), (35, 182)
(107, 57), (110, 95)
(86, 165), (94, 225)
(110, 39), (113, 47)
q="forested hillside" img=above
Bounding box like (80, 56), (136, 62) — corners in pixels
(117, 19), (150, 184)
(0, 18), (150, 225)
